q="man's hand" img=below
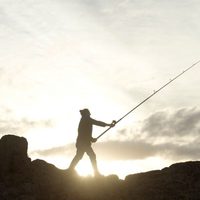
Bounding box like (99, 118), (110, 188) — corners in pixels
(91, 137), (97, 143)
(109, 120), (116, 127)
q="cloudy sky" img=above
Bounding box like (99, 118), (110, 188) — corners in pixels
(0, 0), (200, 178)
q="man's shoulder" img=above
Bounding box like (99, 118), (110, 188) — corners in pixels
(80, 116), (93, 123)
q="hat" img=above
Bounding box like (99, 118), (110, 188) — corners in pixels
(80, 108), (90, 116)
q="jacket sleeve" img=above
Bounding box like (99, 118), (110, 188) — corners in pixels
(91, 118), (108, 127)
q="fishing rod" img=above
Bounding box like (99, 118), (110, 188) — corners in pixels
(96, 59), (200, 140)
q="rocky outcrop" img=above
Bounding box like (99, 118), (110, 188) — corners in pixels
(0, 135), (31, 176)
(125, 161), (200, 200)
(0, 134), (200, 200)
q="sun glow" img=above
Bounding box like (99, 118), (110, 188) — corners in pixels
(29, 153), (174, 180)
(74, 157), (174, 179)
(76, 160), (94, 177)
(72, 157), (172, 179)
(29, 142), (133, 178)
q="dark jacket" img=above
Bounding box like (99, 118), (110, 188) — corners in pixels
(76, 116), (107, 147)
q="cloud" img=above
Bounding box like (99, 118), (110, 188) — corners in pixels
(32, 141), (151, 160)
(32, 107), (200, 161)
(96, 107), (200, 161)
(142, 107), (200, 138)
(0, 118), (53, 136)
(32, 138), (200, 162)
(32, 143), (74, 157)
(95, 107), (200, 161)
(94, 140), (200, 161)
(95, 140), (160, 160)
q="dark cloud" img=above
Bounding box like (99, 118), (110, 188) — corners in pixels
(142, 107), (200, 138)
(95, 140), (160, 160)
(96, 107), (200, 160)
(95, 140), (200, 161)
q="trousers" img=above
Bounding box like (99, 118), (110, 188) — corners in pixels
(69, 144), (99, 174)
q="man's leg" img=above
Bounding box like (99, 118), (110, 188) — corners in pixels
(86, 147), (100, 176)
(69, 147), (84, 170)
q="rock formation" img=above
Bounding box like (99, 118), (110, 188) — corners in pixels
(0, 134), (200, 200)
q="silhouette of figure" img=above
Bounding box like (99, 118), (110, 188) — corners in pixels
(69, 108), (115, 176)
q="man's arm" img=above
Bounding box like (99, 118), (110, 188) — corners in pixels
(91, 118), (116, 127)
(91, 119), (116, 143)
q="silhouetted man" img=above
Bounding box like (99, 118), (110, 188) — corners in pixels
(69, 108), (115, 176)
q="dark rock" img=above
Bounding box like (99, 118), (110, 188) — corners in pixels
(0, 135), (31, 176)
(125, 162), (200, 200)
(1, 134), (200, 200)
